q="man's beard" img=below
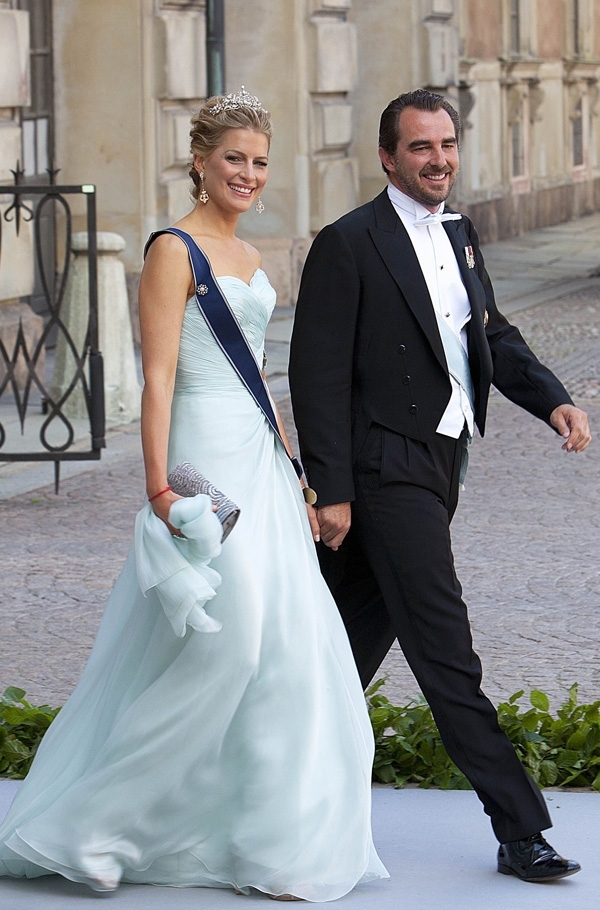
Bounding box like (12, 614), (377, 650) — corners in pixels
(392, 162), (457, 208)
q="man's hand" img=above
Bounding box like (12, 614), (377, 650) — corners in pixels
(316, 502), (352, 550)
(550, 404), (592, 453)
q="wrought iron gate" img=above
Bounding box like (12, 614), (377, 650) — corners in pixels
(0, 174), (105, 492)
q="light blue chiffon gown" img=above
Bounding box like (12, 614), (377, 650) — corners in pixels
(0, 264), (389, 901)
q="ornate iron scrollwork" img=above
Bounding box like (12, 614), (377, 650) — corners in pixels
(0, 166), (105, 491)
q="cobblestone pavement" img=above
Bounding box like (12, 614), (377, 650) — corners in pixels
(1, 237), (600, 711)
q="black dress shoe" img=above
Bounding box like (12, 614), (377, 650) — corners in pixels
(497, 834), (581, 882)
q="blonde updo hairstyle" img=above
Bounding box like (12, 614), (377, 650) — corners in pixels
(189, 95), (273, 200)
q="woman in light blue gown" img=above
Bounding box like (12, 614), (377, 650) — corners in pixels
(0, 90), (388, 902)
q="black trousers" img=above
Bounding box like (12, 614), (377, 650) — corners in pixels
(318, 426), (551, 843)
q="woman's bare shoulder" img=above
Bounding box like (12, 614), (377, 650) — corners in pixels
(145, 230), (190, 261)
(240, 239), (262, 269)
(142, 234), (194, 296)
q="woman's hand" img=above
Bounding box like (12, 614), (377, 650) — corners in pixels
(306, 503), (320, 542)
(150, 489), (186, 537)
(304, 501), (320, 542)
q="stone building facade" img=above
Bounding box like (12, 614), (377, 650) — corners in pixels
(0, 0), (599, 352)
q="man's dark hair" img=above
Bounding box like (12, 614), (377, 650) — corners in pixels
(378, 89), (462, 174)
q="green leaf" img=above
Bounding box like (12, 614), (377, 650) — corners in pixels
(1, 687), (26, 706)
(0, 706), (29, 726)
(368, 707), (392, 728)
(530, 690), (550, 712)
(566, 730), (588, 751)
(555, 749), (582, 768)
(374, 764), (396, 784)
(565, 683), (579, 710)
(1, 738), (30, 760)
(540, 760), (559, 786)
(365, 678), (388, 698)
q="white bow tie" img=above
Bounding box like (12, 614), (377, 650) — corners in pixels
(413, 211), (462, 227)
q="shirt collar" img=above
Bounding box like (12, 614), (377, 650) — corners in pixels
(387, 183), (446, 224)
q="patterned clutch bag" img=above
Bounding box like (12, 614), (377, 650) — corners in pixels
(167, 462), (240, 542)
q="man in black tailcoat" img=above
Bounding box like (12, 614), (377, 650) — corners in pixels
(289, 89), (591, 881)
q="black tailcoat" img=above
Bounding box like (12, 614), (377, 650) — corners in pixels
(289, 189), (568, 842)
(289, 189), (570, 506)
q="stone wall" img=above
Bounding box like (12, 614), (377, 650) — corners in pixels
(3, 0), (600, 319)
(463, 176), (600, 243)
(45, 0), (600, 283)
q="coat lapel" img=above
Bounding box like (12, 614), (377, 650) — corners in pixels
(369, 191), (447, 372)
(442, 218), (486, 322)
(442, 215), (493, 421)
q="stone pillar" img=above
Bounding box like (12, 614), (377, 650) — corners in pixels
(308, 1), (359, 231)
(155, 1), (208, 224)
(420, 0), (459, 91)
(51, 232), (141, 422)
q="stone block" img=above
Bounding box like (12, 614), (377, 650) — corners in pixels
(313, 20), (357, 93)
(424, 0), (454, 17)
(311, 157), (358, 232)
(0, 300), (44, 390)
(0, 202), (34, 301)
(167, 176), (194, 225)
(311, 0), (352, 10)
(50, 232), (141, 423)
(160, 103), (197, 170)
(311, 100), (353, 153)
(0, 123), (21, 181)
(422, 21), (458, 89)
(159, 11), (206, 100)
(126, 271), (141, 347)
(248, 238), (314, 308)
(252, 238), (293, 307)
(0, 10), (30, 108)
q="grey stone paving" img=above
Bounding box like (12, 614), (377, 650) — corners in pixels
(1, 217), (600, 712)
(1, 785), (598, 910)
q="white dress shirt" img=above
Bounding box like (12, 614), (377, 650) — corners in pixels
(387, 184), (474, 438)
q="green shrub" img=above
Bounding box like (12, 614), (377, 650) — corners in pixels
(2, 682), (600, 789)
(367, 680), (600, 791)
(0, 687), (61, 779)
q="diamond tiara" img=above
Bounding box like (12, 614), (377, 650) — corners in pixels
(209, 86), (268, 115)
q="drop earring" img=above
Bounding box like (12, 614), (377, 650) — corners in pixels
(255, 196), (264, 214)
(198, 171), (209, 204)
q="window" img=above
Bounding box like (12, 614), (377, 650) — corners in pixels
(510, 0), (520, 55)
(15, 0), (56, 325)
(511, 118), (525, 176)
(18, 0), (54, 178)
(573, 0), (580, 57)
(572, 98), (584, 167)
(507, 85), (529, 191)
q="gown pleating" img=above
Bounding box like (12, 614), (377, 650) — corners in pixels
(0, 265), (389, 901)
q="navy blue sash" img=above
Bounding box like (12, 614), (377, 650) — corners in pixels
(144, 228), (303, 480)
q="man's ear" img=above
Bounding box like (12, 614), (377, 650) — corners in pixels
(378, 147), (394, 173)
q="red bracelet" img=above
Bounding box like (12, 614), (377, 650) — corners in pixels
(148, 485), (172, 503)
